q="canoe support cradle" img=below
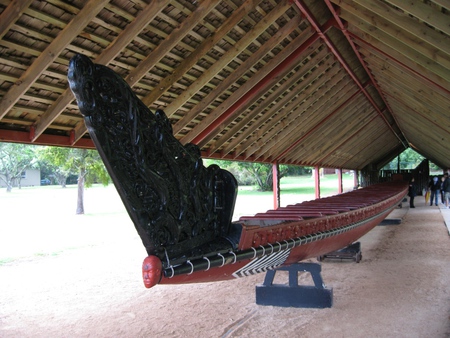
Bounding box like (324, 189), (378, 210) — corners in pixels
(256, 262), (333, 308)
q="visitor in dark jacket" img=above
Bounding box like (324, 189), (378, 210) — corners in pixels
(428, 176), (440, 206)
(408, 178), (417, 208)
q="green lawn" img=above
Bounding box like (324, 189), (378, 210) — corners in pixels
(234, 173), (355, 218)
(0, 174), (355, 263)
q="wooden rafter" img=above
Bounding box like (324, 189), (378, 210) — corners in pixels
(0, 0), (110, 119)
(32, 0), (169, 142)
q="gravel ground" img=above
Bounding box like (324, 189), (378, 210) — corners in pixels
(1, 197), (449, 338)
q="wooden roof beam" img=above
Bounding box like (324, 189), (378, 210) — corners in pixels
(247, 72), (354, 161)
(271, 82), (362, 163)
(387, 94), (450, 137)
(337, 8), (450, 84)
(285, 95), (375, 164)
(250, 71), (354, 161)
(312, 109), (381, 166)
(216, 47), (330, 157)
(166, 0), (292, 135)
(349, 31), (450, 97)
(326, 0), (414, 146)
(172, 15), (302, 136)
(342, 124), (398, 170)
(32, 1), (168, 143)
(0, 0), (34, 40)
(235, 55), (345, 160)
(141, 0), (264, 110)
(294, 0), (407, 149)
(188, 16), (337, 147)
(350, 0), (450, 59)
(0, 129), (94, 149)
(0, 0), (109, 120)
(385, 0), (450, 37)
(369, 60), (449, 114)
(69, 1), (217, 144)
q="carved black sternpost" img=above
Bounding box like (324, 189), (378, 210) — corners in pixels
(68, 54), (238, 262)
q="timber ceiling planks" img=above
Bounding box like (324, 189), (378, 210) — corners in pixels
(0, 0), (449, 170)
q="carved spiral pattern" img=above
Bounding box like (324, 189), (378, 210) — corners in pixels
(68, 54), (237, 260)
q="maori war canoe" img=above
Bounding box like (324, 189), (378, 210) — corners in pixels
(67, 53), (408, 289)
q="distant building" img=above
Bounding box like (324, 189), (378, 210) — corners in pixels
(0, 169), (41, 188)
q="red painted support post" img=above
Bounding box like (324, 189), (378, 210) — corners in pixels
(338, 168), (343, 194)
(273, 163), (280, 210)
(315, 166), (320, 199)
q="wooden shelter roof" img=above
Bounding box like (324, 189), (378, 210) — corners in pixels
(0, 0), (449, 170)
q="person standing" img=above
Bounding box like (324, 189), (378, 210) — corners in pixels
(440, 176), (446, 204)
(428, 176), (440, 206)
(408, 177), (417, 208)
(443, 174), (450, 209)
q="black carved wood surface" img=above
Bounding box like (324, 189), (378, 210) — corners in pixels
(68, 54), (238, 262)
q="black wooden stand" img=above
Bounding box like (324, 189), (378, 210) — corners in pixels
(255, 262), (333, 308)
(318, 242), (362, 263)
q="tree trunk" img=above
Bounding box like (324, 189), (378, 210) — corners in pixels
(76, 168), (85, 214)
(5, 173), (12, 192)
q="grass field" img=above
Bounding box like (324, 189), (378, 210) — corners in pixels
(0, 174), (354, 264)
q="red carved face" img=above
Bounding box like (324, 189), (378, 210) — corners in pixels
(142, 255), (163, 288)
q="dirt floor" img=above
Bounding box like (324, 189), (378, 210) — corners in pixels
(1, 197), (449, 338)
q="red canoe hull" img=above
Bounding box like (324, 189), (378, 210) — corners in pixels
(151, 181), (407, 286)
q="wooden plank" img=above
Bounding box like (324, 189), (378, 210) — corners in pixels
(344, 15), (450, 84)
(248, 70), (353, 161)
(286, 96), (372, 164)
(214, 47), (330, 155)
(364, 51), (450, 113)
(336, 0), (450, 69)
(141, 0), (264, 108)
(351, 31), (450, 94)
(171, 16), (303, 135)
(219, 48), (332, 156)
(163, 0), (292, 128)
(124, 1), (218, 89)
(245, 74), (354, 161)
(239, 76), (355, 160)
(0, 0), (110, 119)
(295, 99), (375, 165)
(351, 0), (450, 58)
(384, 0), (450, 36)
(37, 0), (169, 142)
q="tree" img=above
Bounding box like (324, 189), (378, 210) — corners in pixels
(382, 148), (425, 170)
(237, 162), (291, 191)
(37, 147), (72, 187)
(37, 146), (110, 214)
(204, 159), (290, 191)
(0, 143), (37, 192)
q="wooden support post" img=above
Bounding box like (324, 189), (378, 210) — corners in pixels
(314, 166), (320, 199)
(338, 168), (343, 194)
(273, 162), (280, 209)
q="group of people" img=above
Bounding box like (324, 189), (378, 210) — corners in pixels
(408, 173), (450, 208)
